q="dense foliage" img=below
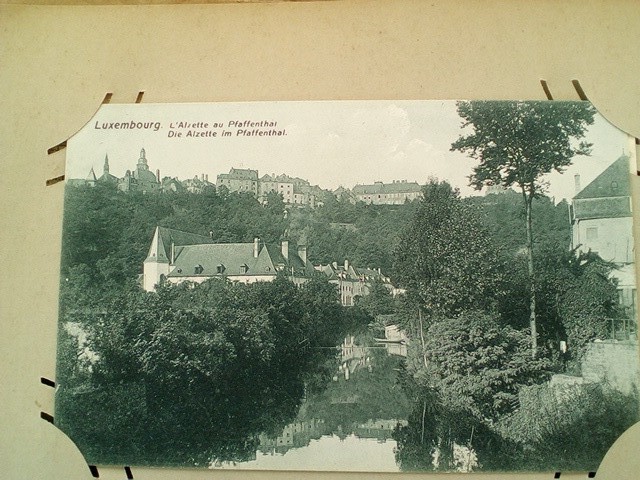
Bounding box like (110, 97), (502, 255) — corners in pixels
(57, 276), (367, 465)
(497, 383), (639, 471)
(388, 178), (631, 472)
(421, 312), (552, 422)
(393, 180), (505, 318)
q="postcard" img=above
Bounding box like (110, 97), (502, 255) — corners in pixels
(55, 100), (639, 472)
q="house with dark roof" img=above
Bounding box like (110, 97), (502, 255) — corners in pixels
(352, 180), (422, 205)
(143, 226), (314, 292)
(571, 154), (636, 321)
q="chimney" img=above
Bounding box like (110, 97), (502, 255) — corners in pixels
(332, 261), (338, 269)
(281, 239), (289, 260)
(156, 169), (160, 182)
(205, 174), (209, 182)
(253, 237), (260, 258)
(297, 244), (307, 264)
(201, 173), (205, 181)
(344, 259), (349, 271)
(574, 174), (581, 194)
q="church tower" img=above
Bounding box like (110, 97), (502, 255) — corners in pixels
(137, 148), (149, 171)
(133, 147), (159, 191)
(98, 153), (118, 184)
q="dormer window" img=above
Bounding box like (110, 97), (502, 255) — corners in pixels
(194, 264), (204, 275)
(611, 181), (619, 190)
(216, 264), (226, 274)
(240, 264), (249, 274)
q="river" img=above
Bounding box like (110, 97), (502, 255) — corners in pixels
(213, 332), (412, 471)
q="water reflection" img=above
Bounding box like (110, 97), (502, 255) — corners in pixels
(218, 434), (403, 471)
(214, 332), (412, 470)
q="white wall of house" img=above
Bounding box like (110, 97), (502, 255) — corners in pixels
(573, 216), (634, 264)
(143, 260), (170, 292)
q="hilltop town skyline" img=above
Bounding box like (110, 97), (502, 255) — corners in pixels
(71, 149), (426, 202)
(67, 101), (634, 202)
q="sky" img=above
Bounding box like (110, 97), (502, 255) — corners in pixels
(68, 100), (635, 202)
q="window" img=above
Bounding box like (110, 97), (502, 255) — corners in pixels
(240, 264), (249, 274)
(194, 264), (204, 275)
(216, 264), (225, 274)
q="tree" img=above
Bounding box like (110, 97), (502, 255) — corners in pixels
(393, 180), (505, 321)
(451, 101), (596, 357)
(356, 280), (395, 318)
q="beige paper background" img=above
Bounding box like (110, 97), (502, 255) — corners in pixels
(2, 2), (640, 479)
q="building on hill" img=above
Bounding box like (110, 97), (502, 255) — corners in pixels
(118, 148), (161, 193)
(97, 154), (118, 185)
(259, 173), (295, 204)
(216, 168), (259, 195)
(571, 154), (636, 328)
(143, 226), (314, 292)
(333, 186), (356, 204)
(292, 183), (325, 208)
(352, 180), (422, 205)
(69, 148), (188, 193)
(484, 184), (510, 195)
(257, 173), (326, 207)
(315, 260), (396, 306)
(182, 174), (214, 193)
(161, 176), (186, 193)
(85, 167), (97, 187)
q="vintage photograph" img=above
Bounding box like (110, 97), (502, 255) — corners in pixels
(55, 100), (639, 472)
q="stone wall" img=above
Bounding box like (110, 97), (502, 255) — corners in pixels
(581, 340), (639, 395)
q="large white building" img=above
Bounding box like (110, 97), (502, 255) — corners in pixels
(352, 180), (422, 205)
(143, 226), (314, 292)
(571, 154), (637, 324)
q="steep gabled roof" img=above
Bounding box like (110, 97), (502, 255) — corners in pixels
(574, 155), (631, 200)
(156, 226), (214, 260)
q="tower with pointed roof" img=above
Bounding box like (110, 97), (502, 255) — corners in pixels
(85, 167), (97, 187)
(137, 148), (148, 169)
(98, 154), (118, 184)
(143, 227), (171, 292)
